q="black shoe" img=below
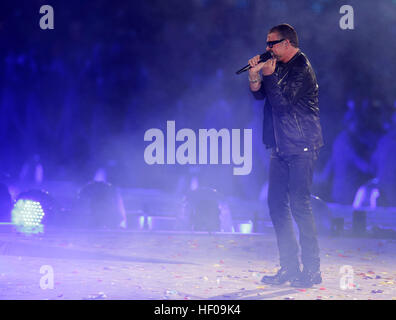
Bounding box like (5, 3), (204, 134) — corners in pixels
(290, 269), (322, 288)
(261, 267), (301, 285)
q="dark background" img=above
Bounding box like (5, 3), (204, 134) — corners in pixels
(0, 0), (395, 204)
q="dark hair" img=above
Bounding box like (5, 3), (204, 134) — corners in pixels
(269, 24), (299, 48)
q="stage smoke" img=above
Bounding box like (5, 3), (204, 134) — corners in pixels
(0, 182), (13, 222)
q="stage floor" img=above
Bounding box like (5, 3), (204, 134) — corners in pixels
(0, 227), (395, 300)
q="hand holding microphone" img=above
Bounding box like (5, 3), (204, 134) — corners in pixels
(248, 54), (276, 77)
(235, 51), (274, 75)
(248, 54), (264, 74)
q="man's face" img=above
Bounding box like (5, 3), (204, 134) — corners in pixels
(266, 32), (287, 62)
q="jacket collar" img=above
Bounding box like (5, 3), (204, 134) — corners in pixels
(279, 49), (301, 67)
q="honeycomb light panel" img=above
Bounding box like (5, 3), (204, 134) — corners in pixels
(11, 199), (45, 234)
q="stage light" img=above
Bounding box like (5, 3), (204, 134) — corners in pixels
(239, 221), (253, 234)
(139, 215), (145, 229)
(11, 199), (45, 234)
(11, 189), (59, 234)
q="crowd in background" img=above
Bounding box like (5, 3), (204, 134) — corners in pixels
(0, 0), (396, 206)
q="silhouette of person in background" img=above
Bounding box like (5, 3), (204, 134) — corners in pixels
(317, 96), (386, 205)
(319, 108), (370, 204)
(91, 160), (127, 228)
(19, 154), (44, 188)
(372, 108), (396, 206)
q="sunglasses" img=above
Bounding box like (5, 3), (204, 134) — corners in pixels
(266, 39), (286, 48)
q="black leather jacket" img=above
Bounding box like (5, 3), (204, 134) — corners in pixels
(251, 50), (324, 155)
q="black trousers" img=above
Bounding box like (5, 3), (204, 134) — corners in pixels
(267, 149), (320, 271)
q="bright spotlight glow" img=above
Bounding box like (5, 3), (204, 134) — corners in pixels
(239, 220), (253, 234)
(11, 199), (45, 234)
(139, 216), (145, 229)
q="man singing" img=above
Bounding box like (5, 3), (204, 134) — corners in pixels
(248, 24), (324, 288)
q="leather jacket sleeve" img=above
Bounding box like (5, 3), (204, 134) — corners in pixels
(248, 52), (323, 154)
(250, 83), (266, 100)
(261, 64), (314, 115)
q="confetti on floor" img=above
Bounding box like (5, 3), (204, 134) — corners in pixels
(0, 229), (395, 300)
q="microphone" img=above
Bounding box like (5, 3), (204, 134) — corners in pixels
(235, 51), (273, 75)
